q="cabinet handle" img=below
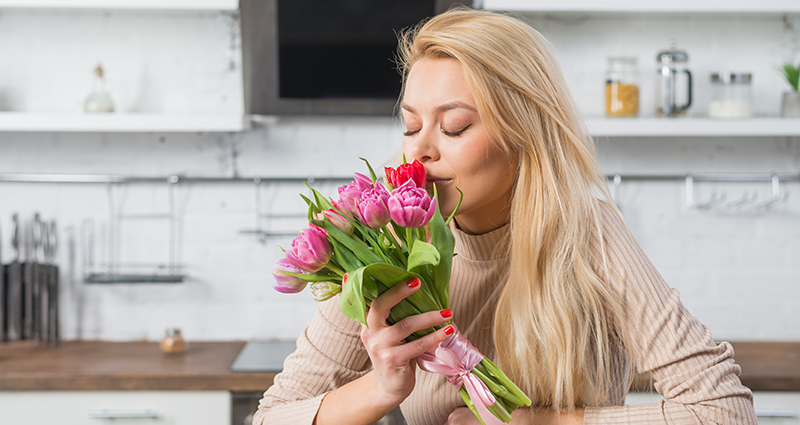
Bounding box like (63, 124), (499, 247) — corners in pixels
(755, 410), (796, 418)
(88, 410), (160, 419)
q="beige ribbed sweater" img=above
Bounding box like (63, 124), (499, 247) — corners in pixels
(254, 201), (757, 425)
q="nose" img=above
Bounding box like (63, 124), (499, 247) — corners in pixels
(405, 128), (439, 164)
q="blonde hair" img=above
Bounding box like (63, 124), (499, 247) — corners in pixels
(397, 8), (633, 410)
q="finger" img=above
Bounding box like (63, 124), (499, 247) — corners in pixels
(386, 308), (453, 343)
(366, 277), (421, 330)
(394, 323), (455, 360)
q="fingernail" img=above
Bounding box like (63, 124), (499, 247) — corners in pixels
(440, 309), (452, 318)
(444, 325), (454, 335)
(406, 278), (420, 289)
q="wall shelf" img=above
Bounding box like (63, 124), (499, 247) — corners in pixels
(0, 0), (238, 11)
(586, 117), (800, 137)
(482, 0), (800, 14)
(0, 113), (248, 133)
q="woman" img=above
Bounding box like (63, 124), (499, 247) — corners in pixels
(255, 8), (757, 425)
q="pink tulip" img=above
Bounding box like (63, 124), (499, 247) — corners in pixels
(315, 209), (354, 234)
(285, 224), (332, 272)
(388, 180), (437, 228)
(273, 259), (308, 293)
(337, 173), (374, 216)
(358, 183), (391, 229)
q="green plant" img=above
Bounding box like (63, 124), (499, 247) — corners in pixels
(780, 62), (800, 91)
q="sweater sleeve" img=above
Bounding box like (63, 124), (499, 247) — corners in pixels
(252, 296), (371, 425)
(584, 201), (757, 425)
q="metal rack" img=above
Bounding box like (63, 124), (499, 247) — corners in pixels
(1, 171), (797, 282)
(0, 173), (352, 283)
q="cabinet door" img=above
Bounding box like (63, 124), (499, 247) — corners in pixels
(626, 391), (800, 424)
(753, 392), (800, 425)
(0, 391), (230, 425)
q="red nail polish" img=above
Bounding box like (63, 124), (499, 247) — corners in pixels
(444, 325), (454, 335)
(440, 309), (452, 318)
(406, 278), (420, 289)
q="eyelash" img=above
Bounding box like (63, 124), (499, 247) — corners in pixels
(403, 124), (472, 137)
(442, 124), (471, 137)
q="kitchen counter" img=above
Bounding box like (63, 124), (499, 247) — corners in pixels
(0, 340), (797, 392)
(0, 341), (276, 392)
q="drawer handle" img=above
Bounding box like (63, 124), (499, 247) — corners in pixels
(88, 410), (160, 419)
(755, 410), (796, 418)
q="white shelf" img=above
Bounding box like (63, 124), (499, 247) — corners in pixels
(0, 113), (248, 132)
(482, 0), (800, 14)
(0, 0), (238, 11)
(586, 117), (800, 137)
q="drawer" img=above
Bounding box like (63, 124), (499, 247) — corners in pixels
(0, 391), (230, 425)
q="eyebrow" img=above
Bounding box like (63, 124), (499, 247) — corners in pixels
(400, 101), (477, 114)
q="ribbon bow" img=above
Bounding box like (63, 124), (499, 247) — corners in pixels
(416, 326), (504, 425)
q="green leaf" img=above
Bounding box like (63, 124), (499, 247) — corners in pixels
(320, 221), (383, 265)
(306, 184), (335, 211)
(429, 185), (456, 309)
(338, 262), (443, 327)
(360, 157), (378, 184)
(277, 270), (340, 282)
(407, 240), (440, 270)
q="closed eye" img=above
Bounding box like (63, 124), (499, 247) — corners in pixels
(403, 129), (421, 136)
(441, 124), (471, 137)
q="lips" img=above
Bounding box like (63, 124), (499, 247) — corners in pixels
(425, 177), (452, 192)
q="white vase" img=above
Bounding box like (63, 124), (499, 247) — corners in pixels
(780, 91), (800, 117)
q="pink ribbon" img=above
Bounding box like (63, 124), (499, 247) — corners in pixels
(416, 326), (504, 425)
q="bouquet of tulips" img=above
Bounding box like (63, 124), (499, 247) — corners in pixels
(273, 158), (531, 425)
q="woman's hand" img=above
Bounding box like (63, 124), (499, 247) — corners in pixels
(361, 277), (455, 407)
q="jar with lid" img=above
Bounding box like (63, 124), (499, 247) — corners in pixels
(605, 57), (640, 118)
(708, 72), (753, 119)
(160, 328), (186, 354)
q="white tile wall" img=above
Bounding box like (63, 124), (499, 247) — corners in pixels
(0, 8), (797, 342)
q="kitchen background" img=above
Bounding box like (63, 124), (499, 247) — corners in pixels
(0, 2), (798, 348)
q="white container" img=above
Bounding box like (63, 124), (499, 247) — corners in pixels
(708, 72), (753, 119)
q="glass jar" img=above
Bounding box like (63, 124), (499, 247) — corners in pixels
(160, 328), (186, 354)
(605, 57), (640, 118)
(708, 72), (753, 119)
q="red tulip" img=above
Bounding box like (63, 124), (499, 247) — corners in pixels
(385, 160), (426, 189)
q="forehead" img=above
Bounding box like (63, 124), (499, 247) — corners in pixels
(403, 58), (475, 110)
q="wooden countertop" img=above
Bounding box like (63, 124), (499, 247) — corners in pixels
(0, 341), (276, 392)
(0, 340), (797, 392)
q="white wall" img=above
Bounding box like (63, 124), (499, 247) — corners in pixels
(0, 9), (797, 343)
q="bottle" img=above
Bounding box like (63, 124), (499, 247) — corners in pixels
(605, 57), (640, 118)
(160, 328), (186, 353)
(83, 64), (115, 113)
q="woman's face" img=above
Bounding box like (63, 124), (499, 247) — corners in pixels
(401, 57), (516, 235)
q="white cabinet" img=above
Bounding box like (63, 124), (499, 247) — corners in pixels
(0, 1), (238, 11)
(626, 391), (800, 424)
(0, 391), (230, 425)
(481, 0), (800, 14)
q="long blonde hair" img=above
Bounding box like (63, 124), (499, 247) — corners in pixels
(397, 8), (633, 410)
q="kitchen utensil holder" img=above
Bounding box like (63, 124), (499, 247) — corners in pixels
(236, 176), (350, 244)
(685, 174), (789, 212)
(83, 176), (185, 284)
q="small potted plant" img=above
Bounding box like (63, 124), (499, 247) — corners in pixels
(779, 61), (800, 117)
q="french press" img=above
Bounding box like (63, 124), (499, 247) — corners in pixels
(656, 40), (692, 117)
